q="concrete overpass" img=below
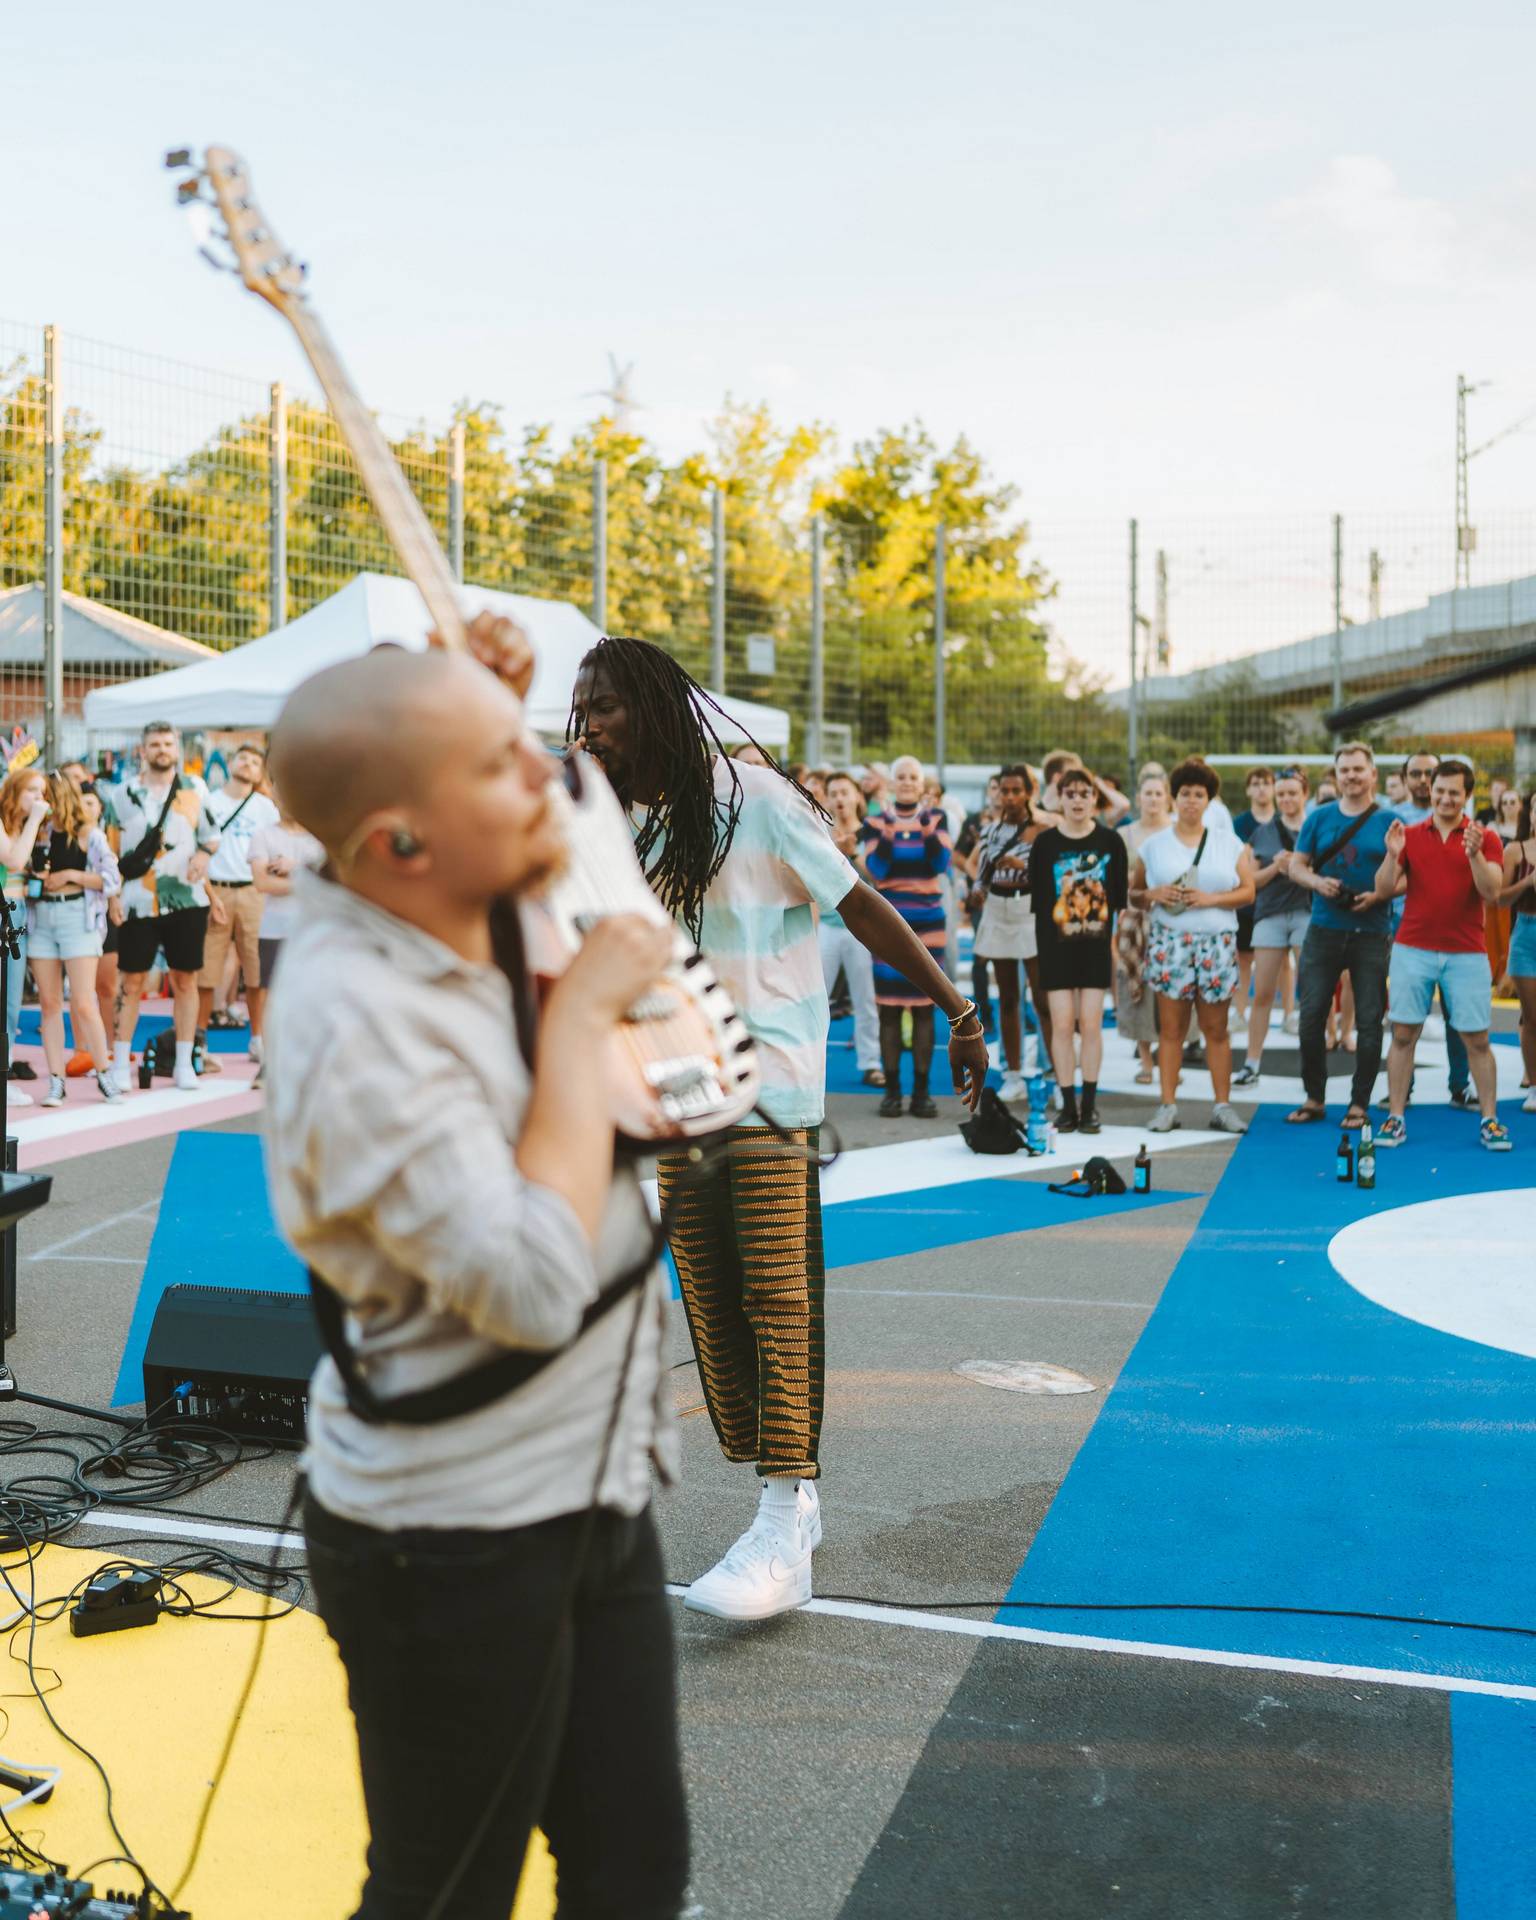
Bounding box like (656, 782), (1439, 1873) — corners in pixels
(1110, 570), (1536, 781)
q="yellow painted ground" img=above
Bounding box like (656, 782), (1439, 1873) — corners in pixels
(0, 1545), (554, 1919)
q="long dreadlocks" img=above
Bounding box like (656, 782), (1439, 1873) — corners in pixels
(568, 636), (825, 943)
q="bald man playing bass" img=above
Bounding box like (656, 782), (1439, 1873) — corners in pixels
(262, 617), (690, 1920)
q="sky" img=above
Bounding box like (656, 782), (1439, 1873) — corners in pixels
(6, 0), (1536, 677)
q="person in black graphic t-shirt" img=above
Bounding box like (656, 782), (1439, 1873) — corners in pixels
(1028, 767), (1128, 1134)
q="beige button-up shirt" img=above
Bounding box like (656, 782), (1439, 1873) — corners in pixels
(263, 871), (677, 1531)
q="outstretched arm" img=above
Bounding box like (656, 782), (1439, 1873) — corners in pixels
(836, 881), (988, 1107)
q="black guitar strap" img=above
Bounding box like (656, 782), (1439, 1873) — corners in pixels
(307, 894), (659, 1428)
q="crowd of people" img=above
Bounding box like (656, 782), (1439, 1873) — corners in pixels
(0, 724), (320, 1106)
(789, 740), (1531, 1148)
(240, 616), (1534, 1917)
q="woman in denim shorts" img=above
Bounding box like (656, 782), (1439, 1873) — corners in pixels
(1234, 765), (1312, 1087)
(1132, 757), (1257, 1135)
(27, 774), (122, 1107)
(1502, 792), (1536, 1112)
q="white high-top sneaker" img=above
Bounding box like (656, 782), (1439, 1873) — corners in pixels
(683, 1481), (820, 1621)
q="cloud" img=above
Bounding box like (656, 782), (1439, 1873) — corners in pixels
(1274, 154), (1458, 288)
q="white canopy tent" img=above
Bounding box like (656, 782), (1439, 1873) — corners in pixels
(82, 573), (792, 748)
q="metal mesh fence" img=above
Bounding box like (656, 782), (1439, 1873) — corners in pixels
(4, 316), (1535, 796)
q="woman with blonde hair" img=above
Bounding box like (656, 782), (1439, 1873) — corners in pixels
(0, 765), (54, 1106)
(26, 773), (121, 1106)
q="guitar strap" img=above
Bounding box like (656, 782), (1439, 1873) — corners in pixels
(307, 895), (661, 1428)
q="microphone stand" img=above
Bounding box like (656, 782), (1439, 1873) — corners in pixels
(0, 890), (136, 1426)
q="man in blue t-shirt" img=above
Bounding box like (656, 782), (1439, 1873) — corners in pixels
(1286, 741), (1395, 1128)
(1391, 750), (1472, 1107)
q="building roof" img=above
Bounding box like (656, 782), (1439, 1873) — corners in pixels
(0, 585), (217, 669)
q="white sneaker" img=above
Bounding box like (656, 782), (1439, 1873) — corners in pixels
(95, 1069), (122, 1103)
(998, 1071), (1027, 1103)
(1210, 1102), (1248, 1135)
(41, 1076), (66, 1108)
(1524, 1087), (1536, 1113)
(7, 1089), (31, 1108)
(683, 1519), (813, 1621)
(1283, 1010), (1300, 1036)
(172, 1064), (200, 1092)
(248, 1035), (264, 1064)
(1148, 1102), (1180, 1133)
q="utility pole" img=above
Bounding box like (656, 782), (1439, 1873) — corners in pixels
(710, 487), (726, 694)
(933, 522), (947, 788)
(42, 326), (62, 767)
(1330, 512), (1344, 720)
(1456, 373), (1478, 588)
(1153, 548), (1169, 672)
(1127, 519), (1139, 779)
(1368, 549), (1382, 622)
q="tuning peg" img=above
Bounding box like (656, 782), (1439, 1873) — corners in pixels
(176, 178), (203, 204)
(164, 148), (193, 169)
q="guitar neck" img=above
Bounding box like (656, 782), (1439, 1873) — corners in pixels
(284, 301), (467, 650)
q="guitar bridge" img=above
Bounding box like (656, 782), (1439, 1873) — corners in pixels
(644, 1057), (728, 1123)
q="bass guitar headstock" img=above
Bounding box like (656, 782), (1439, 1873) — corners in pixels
(165, 145), (307, 315)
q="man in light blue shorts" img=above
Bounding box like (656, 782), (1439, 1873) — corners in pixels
(1373, 759), (1510, 1152)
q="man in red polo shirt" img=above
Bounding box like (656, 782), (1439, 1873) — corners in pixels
(1373, 759), (1510, 1151)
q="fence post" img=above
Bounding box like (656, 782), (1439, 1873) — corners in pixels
(592, 458), (608, 633)
(42, 326), (62, 766)
(711, 486), (726, 694)
(808, 512), (824, 763)
(1127, 518), (1139, 781)
(933, 521), (947, 787)
(448, 421), (466, 583)
(1330, 512), (1344, 727)
(268, 381), (287, 631)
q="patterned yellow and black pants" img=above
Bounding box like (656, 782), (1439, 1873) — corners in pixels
(656, 1125), (825, 1480)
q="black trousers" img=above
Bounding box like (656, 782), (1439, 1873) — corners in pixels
(1297, 924), (1390, 1109)
(304, 1495), (689, 1920)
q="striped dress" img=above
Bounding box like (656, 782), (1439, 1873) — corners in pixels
(861, 804), (953, 1006)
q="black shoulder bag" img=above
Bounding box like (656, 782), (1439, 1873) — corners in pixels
(117, 781), (182, 883)
(1307, 803), (1379, 902)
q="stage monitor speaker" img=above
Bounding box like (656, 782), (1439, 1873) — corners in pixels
(142, 1283), (321, 1445)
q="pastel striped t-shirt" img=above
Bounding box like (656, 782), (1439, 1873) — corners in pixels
(632, 761), (858, 1129)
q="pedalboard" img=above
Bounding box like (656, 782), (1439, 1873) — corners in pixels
(0, 1866), (188, 1915)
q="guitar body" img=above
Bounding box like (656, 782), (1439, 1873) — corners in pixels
(533, 754), (760, 1140)
(170, 146), (760, 1140)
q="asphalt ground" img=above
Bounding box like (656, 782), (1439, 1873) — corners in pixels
(5, 1022), (1526, 1918)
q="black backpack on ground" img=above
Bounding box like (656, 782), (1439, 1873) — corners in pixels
(139, 1027), (209, 1087)
(959, 1086), (1029, 1156)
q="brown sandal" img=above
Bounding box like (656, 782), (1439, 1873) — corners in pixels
(1285, 1103), (1326, 1124)
(1341, 1104), (1368, 1130)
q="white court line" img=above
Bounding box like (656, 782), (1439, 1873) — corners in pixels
(827, 1287), (1155, 1309)
(665, 1587), (1536, 1704)
(8, 1078), (254, 1145)
(31, 1254), (146, 1266)
(26, 1198), (157, 1261)
(76, 1509), (304, 1552)
(642, 1124), (1222, 1218)
(74, 1508), (1530, 1704)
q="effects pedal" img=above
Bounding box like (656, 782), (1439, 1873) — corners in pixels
(69, 1569), (163, 1639)
(0, 1866), (188, 1914)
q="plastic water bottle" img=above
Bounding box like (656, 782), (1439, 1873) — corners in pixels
(1133, 1144), (1152, 1193)
(1356, 1122), (1376, 1190)
(1335, 1129), (1354, 1183)
(1025, 1074), (1048, 1155)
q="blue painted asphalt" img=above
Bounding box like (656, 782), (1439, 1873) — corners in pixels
(1451, 1694), (1536, 1916)
(1003, 1101), (1536, 1686)
(111, 1131), (305, 1407)
(19, 1008), (252, 1053)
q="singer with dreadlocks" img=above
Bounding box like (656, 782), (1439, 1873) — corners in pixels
(571, 637), (988, 1621)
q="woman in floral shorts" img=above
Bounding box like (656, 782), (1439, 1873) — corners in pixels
(1131, 758), (1256, 1135)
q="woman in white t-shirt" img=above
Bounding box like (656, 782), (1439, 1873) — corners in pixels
(249, 813), (323, 1087)
(1130, 758), (1255, 1136)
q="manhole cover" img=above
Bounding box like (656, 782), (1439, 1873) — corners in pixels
(953, 1360), (1098, 1395)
